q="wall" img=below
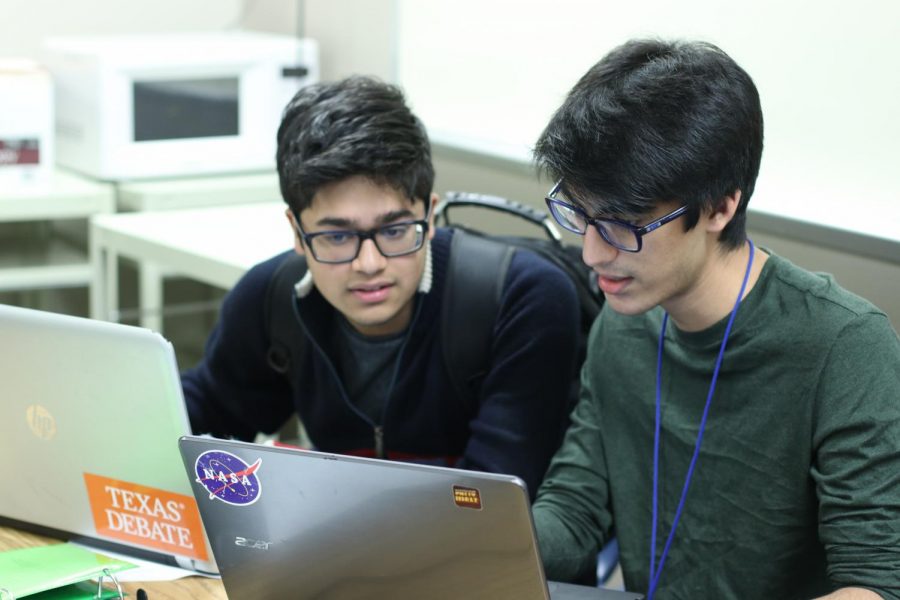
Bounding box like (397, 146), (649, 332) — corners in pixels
(0, 1), (246, 57)
(395, 0), (900, 190)
(2, 0), (896, 330)
(302, 0), (394, 81)
(293, 1), (900, 330)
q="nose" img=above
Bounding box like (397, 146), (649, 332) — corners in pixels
(352, 238), (387, 274)
(582, 226), (619, 268)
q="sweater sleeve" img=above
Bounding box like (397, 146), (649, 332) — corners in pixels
(455, 249), (580, 500)
(180, 252), (295, 441)
(530, 315), (614, 583)
(812, 312), (900, 599)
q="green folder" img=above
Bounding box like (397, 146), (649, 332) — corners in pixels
(0, 543), (136, 598)
(26, 581), (123, 599)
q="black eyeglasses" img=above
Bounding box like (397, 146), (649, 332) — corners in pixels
(544, 179), (688, 252)
(293, 213), (430, 264)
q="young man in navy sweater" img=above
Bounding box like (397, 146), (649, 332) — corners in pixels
(181, 76), (580, 498)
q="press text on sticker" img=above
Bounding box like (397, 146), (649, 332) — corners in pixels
(452, 485), (483, 509)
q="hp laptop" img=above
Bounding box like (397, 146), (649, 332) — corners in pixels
(178, 436), (643, 599)
(0, 304), (216, 574)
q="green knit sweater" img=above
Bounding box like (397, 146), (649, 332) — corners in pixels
(533, 252), (900, 599)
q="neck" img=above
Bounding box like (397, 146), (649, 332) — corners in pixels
(664, 241), (767, 332)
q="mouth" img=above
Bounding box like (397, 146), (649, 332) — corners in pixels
(596, 274), (633, 295)
(349, 282), (393, 304)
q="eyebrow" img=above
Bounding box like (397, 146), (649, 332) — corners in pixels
(563, 196), (640, 224)
(315, 208), (417, 229)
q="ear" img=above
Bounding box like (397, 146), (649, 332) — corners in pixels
(426, 192), (439, 240)
(706, 190), (742, 234)
(285, 208), (306, 256)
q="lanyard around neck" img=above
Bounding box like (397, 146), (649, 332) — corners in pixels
(647, 239), (755, 599)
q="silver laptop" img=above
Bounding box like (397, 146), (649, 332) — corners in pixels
(178, 435), (643, 599)
(0, 303), (216, 573)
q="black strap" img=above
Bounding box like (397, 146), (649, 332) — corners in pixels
(265, 254), (309, 375)
(441, 229), (515, 415)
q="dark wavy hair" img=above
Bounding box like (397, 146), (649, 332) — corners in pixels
(535, 39), (763, 250)
(276, 76), (434, 214)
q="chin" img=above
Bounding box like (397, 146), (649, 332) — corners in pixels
(603, 295), (655, 317)
(347, 308), (405, 336)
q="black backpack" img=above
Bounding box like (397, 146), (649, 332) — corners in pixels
(265, 192), (603, 416)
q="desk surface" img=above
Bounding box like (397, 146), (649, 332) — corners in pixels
(0, 526), (226, 599)
(0, 168), (115, 222)
(116, 171), (281, 212)
(91, 201), (292, 290)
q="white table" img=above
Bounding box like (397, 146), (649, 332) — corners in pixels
(99, 171), (283, 332)
(115, 171), (281, 211)
(0, 169), (114, 295)
(90, 202), (293, 332)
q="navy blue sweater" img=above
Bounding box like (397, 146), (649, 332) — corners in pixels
(181, 228), (580, 497)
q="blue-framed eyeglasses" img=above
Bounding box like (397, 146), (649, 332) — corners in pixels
(544, 179), (688, 252)
(293, 211), (430, 264)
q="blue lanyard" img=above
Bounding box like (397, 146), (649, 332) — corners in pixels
(647, 239), (755, 599)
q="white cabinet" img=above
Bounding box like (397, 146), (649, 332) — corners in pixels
(0, 169), (114, 297)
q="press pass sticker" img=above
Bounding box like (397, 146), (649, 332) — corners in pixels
(83, 473), (208, 561)
(193, 450), (262, 506)
(453, 485), (483, 510)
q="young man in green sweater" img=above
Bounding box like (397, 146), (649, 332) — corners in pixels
(531, 39), (900, 599)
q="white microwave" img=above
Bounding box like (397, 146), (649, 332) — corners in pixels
(43, 31), (319, 181)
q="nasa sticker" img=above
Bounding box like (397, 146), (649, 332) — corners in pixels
(194, 450), (262, 506)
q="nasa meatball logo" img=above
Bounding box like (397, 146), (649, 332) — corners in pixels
(194, 450), (262, 506)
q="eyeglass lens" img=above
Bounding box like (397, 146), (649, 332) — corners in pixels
(310, 222), (425, 262)
(547, 201), (639, 251)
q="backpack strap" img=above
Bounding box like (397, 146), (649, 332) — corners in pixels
(265, 253), (309, 376)
(442, 229), (515, 415)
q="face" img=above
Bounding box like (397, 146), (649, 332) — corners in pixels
(582, 200), (732, 321)
(287, 175), (436, 337)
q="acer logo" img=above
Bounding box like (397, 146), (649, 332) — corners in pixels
(235, 536), (272, 550)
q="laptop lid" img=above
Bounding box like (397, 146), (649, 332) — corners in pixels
(178, 436), (643, 599)
(0, 304), (215, 573)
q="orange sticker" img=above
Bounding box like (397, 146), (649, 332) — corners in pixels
(84, 472), (208, 561)
(453, 485), (483, 510)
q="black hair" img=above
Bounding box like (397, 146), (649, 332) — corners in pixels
(534, 39), (763, 250)
(276, 76), (434, 215)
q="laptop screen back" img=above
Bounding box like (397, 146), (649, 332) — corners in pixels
(178, 436), (551, 599)
(0, 304), (213, 571)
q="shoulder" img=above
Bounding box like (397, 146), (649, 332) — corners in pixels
(754, 253), (899, 388)
(222, 250), (297, 313)
(439, 229), (580, 333)
(436, 228), (578, 305)
(764, 252), (891, 331)
(240, 249), (297, 286)
(505, 245), (578, 299)
(498, 246), (581, 339)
